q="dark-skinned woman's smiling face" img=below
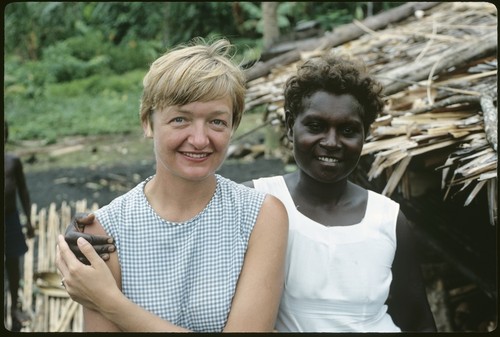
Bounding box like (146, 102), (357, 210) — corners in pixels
(289, 91), (365, 184)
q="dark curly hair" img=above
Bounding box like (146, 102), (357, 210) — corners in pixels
(284, 53), (384, 135)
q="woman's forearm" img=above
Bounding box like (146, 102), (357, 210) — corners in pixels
(98, 291), (191, 332)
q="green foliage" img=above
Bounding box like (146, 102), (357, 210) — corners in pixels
(45, 70), (145, 97)
(3, 1), (405, 144)
(106, 40), (163, 74)
(313, 8), (351, 30)
(4, 56), (51, 98)
(237, 2), (296, 36)
(238, 2), (263, 35)
(87, 2), (167, 45)
(62, 30), (108, 61)
(277, 2), (404, 31)
(4, 2), (91, 60)
(39, 31), (162, 82)
(5, 32), (162, 102)
(163, 2), (240, 47)
(5, 71), (145, 142)
(42, 41), (110, 83)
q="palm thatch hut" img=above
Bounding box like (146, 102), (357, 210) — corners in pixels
(241, 2), (497, 332)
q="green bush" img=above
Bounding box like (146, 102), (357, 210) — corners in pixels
(46, 70), (144, 97)
(63, 30), (108, 62)
(5, 70), (145, 142)
(4, 56), (52, 98)
(42, 36), (113, 83)
(107, 39), (163, 74)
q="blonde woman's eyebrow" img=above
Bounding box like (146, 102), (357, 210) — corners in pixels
(176, 108), (231, 117)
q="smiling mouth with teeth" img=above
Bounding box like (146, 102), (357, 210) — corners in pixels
(183, 152), (209, 159)
(317, 156), (339, 163)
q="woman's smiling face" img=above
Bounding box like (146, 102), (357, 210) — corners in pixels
(288, 91), (365, 184)
(147, 97), (233, 182)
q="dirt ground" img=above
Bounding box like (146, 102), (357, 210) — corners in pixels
(24, 156), (289, 210)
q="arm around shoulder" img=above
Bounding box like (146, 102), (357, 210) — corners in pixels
(59, 219), (191, 332)
(224, 194), (288, 331)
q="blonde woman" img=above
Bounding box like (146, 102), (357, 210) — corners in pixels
(56, 38), (288, 332)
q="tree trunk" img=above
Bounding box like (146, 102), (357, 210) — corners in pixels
(262, 2), (280, 52)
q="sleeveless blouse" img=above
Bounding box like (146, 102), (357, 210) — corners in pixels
(253, 175), (401, 332)
(95, 174), (266, 332)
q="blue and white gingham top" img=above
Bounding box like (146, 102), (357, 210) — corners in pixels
(95, 174), (266, 332)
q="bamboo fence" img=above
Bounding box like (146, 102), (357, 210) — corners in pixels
(8, 200), (98, 332)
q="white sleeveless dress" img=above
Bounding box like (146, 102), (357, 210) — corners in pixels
(253, 175), (401, 332)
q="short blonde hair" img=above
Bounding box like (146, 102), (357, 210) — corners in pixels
(140, 37), (246, 130)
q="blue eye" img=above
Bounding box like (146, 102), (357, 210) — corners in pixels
(172, 117), (185, 123)
(211, 119), (228, 128)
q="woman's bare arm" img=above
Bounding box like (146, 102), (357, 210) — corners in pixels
(57, 232), (191, 332)
(224, 194), (288, 331)
(56, 218), (122, 331)
(387, 211), (437, 332)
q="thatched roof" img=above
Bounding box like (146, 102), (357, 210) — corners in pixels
(243, 2), (497, 225)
